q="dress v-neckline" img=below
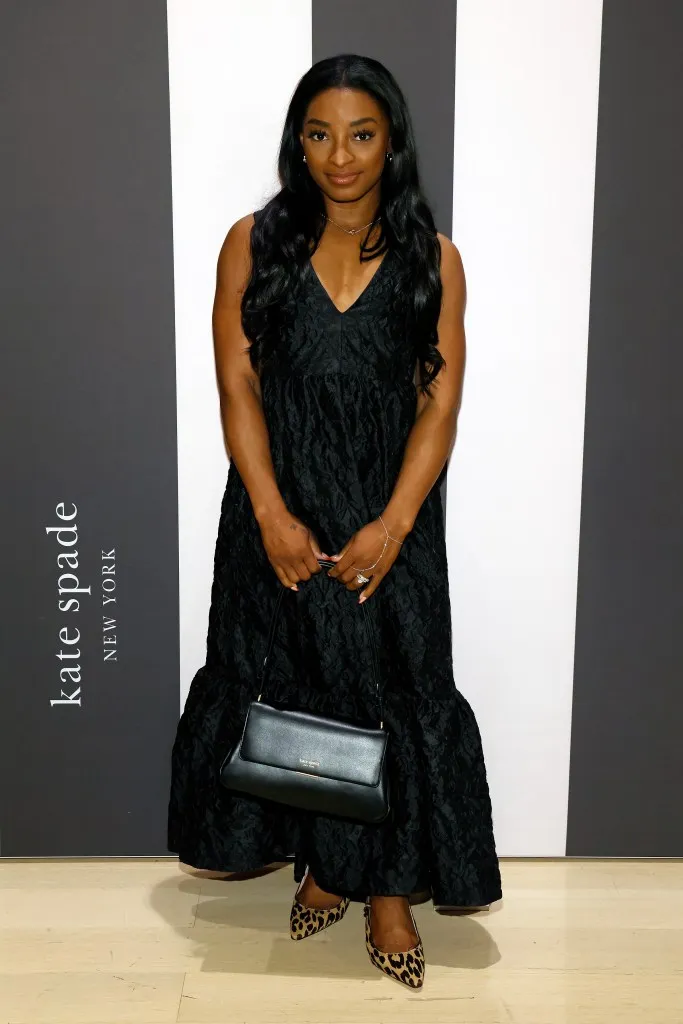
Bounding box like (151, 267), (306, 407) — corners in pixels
(308, 247), (392, 316)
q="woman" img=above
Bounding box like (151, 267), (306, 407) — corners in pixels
(168, 53), (502, 989)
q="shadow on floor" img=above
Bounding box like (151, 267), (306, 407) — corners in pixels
(152, 861), (502, 979)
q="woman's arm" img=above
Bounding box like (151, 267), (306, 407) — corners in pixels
(327, 234), (466, 598)
(212, 215), (327, 589)
(381, 233), (466, 537)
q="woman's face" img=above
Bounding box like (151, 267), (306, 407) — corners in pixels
(299, 87), (392, 204)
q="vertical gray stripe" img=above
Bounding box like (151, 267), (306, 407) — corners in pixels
(312, 0), (457, 233)
(0, 2), (179, 854)
(567, 0), (683, 855)
(312, 0), (457, 508)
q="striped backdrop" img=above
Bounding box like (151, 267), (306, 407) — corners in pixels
(1, 0), (681, 858)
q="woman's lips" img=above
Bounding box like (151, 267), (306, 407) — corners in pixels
(326, 172), (360, 186)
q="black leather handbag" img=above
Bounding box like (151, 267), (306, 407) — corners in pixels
(219, 559), (390, 823)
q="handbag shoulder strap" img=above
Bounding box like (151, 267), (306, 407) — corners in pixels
(258, 558), (384, 724)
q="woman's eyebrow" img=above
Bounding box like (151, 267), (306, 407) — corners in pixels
(305, 116), (380, 127)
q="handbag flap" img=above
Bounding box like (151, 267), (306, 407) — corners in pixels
(240, 702), (387, 788)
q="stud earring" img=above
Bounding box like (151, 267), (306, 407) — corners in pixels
(386, 152), (393, 162)
(303, 154), (307, 163)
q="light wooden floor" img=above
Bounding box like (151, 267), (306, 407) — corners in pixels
(0, 858), (681, 1023)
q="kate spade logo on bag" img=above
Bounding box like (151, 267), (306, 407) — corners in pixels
(299, 758), (320, 769)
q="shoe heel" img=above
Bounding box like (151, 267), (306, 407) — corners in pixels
(289, 870), (350, 940)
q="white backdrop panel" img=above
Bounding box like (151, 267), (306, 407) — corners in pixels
(448, 0), (603, 854)
(167, 0), (312, 705)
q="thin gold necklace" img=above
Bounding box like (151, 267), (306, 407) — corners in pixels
(324, 213), (380, 236)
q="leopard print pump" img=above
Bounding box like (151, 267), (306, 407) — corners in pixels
(364, 899), (425, 989)
(289, 892), (350, 940)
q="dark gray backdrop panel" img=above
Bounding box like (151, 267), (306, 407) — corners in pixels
(566, 0), (683, 855)
(0, 1), (179, 854)
(313, 0), (457, 234)
(312, 0), (457, 508)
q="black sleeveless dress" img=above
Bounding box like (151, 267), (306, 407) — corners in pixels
(167, 225), (503, 908)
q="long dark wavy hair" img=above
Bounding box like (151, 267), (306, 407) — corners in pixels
(242, 54), (445, 394)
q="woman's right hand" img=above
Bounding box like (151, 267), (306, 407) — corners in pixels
(258, 509), (329, 590)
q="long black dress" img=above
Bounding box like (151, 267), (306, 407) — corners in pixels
(167, 223), (503, 908)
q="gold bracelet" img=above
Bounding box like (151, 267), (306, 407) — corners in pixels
(355, 531), (388, 573)
(378, 513), (404, 545)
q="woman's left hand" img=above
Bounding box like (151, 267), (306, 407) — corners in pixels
(326, 518), (404, 602)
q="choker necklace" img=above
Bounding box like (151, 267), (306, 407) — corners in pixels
(324, 213), (380, 236)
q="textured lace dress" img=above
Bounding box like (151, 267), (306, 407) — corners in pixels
(167, 219), (503, 908)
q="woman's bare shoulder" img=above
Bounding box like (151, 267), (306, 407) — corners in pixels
(221, 212), (256, 255)
(436, 231), (463, 267)
(436, 231), (465, 287)
(216, 212), (257, 286)
(435, 232), (466, 312)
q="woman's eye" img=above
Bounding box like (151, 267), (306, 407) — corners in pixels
(306, 130), (376, 142)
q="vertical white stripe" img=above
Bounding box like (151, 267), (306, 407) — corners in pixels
(167, 1), (312, 705)
(448, 0), (603, 853)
